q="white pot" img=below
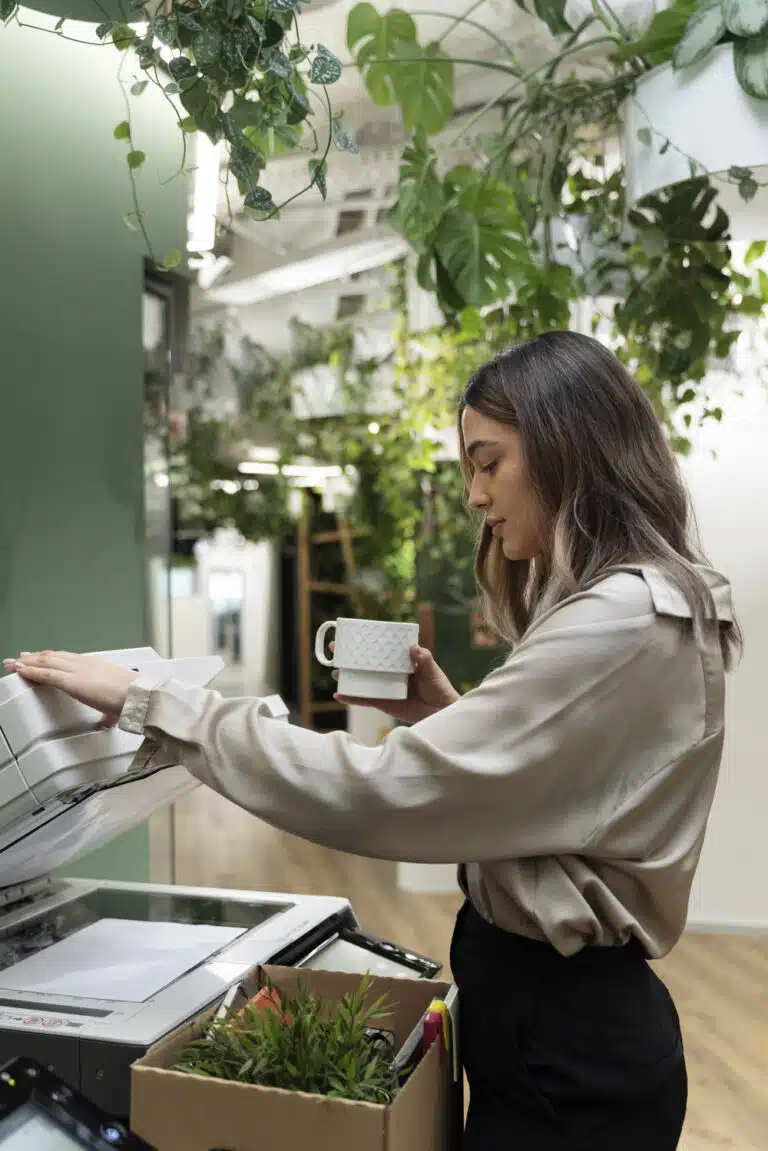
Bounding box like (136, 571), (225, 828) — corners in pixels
(624, 42), (768, 240)
(23, 0), (163, 23)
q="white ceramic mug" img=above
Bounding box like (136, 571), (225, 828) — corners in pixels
(314, 617), (419, 700)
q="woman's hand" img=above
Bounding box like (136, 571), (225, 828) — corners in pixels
(2, 651), (138, 726)
(334, 643), (460, 724)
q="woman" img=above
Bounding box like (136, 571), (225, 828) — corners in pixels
(4, 331), (738, 1150)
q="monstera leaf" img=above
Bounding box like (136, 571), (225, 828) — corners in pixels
(347, 3), (418, 104)
(347, 3), (454, 133)
(432, 167), (532, 308)
(388, 127), (446, 244)
(386, 39), (453, 133)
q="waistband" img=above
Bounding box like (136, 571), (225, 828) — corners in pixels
(457, 900), (647, 965)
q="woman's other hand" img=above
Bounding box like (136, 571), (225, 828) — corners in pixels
(2, 651), (137, 726)
(333, 643), (460, 724)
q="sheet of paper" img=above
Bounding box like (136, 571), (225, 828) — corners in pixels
(0, 919), (245, 1003)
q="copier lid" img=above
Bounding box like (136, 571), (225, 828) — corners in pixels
(0, 649), (224, 888)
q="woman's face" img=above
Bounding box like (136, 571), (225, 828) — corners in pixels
(461, 406), (548, 561)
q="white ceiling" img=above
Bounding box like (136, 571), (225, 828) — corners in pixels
(191, 1), (560, 347)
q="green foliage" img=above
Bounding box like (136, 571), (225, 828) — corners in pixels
(345, 3), (767, 456)
(6, 0), (350, 265)
(174, 974), (399, 1104)
(624, 0), (768, 100)
(672, 0), (726, 67)
(347, 2), (454, 133)
(172, 291), (458, 620)
(615, 0), (700, 64)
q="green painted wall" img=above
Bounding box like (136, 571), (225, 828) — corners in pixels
(0, 17), (188, 881)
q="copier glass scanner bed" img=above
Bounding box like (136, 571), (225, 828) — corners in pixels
(0, 650), (439, 1118)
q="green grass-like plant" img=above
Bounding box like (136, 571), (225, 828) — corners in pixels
(173, 974), (399, 1105)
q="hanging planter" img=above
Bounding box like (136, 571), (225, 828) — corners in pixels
(624, 42), (768, 239)
(15, 0), (141, 20)
(0, 0), (358, 269)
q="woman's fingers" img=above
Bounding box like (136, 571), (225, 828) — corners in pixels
(5, 651), (76, 672)
(7, 662), (69, 688)
(22, 650), (77, 670)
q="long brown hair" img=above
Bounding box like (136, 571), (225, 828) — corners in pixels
(458, 330), (741, 669)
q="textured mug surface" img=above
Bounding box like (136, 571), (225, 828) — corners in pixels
(315, 618), (419, 699)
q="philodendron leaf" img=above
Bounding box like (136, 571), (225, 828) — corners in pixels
(513, 0), (572, 36)
(245, 186), (277, 214)
(112, 23), (137, 51)
(131, 80), (149, 96)
(169, 56), (197, 81)
(673, 0), (726, 68)
(114, 120), (131, 141)
(310, 44), (342, 85)
(331, 117), (360, 153)
(159, 250), (182, 270)
(127, 149), (146, 169)
(724, 0), (768, 36)
(734, 26), (768, 95)
(745, 239), (767, 263)
(616, 0), (699, 65)
(309, 158), (328, 199)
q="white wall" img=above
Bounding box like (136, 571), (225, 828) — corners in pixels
(683, 377), (768, 930)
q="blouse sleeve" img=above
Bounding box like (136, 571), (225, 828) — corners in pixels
(118, 583), (669, 863)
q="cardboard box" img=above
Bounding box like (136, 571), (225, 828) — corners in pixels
(131, 965), (458, 1151)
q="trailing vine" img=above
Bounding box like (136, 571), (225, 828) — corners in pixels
(1, 0), (357, 268)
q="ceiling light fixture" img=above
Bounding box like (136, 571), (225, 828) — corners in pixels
(187, 134), (221, 255)
(208, 231), (409, 306)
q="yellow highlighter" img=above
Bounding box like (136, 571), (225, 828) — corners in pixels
(423, 997), (451, 1066)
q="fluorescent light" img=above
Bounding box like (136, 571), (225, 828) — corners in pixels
(209, 232), (409, 306)
(238, 461), (280, 476)
(188, 134), (221, 254)
(282, 464), (342, 479)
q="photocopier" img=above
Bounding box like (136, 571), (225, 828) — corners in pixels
(0, 649), (439, 1117)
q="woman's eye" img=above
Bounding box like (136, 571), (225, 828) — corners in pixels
(482, 460), (498, 475)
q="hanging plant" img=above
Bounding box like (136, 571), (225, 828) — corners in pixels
(344, 2), (767, 453)
(0, 0), (357, 268)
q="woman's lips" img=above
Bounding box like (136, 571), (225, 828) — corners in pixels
(491, 521), (505, 536)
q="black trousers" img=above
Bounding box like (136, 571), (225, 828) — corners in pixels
(451, 902), (688, 1150)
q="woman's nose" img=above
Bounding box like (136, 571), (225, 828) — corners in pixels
(468, 478), (489, 510)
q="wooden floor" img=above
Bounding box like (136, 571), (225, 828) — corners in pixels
(174, 788), (768, 1151)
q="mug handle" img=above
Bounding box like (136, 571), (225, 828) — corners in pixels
(315, 620), (336, 667)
